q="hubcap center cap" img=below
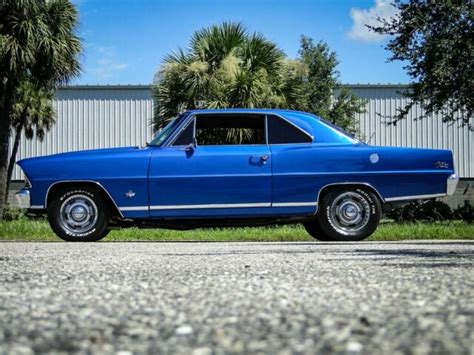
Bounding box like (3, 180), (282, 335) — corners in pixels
(71, 206), (87, 221)
(344, 206), (357, 219)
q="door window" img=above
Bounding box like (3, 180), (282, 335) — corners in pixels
(195, 114), (266, 146)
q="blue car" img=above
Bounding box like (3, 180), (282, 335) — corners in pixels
(16, 109), (458, 242)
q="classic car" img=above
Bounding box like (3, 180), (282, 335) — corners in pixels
(16, 109), (458, 242)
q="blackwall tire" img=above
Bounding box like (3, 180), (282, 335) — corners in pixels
(307, 187), (381, 242)
(303, 219), (332, 241)
(47, 187), (110, 242)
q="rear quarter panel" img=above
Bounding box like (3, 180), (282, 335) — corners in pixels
(270, 143), (454, 206)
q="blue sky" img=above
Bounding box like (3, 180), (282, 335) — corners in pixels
(73, 0), (409, 85)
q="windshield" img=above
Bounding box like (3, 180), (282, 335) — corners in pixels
(149, 114), (186, 146)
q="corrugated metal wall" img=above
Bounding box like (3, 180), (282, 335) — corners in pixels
(346, 85), (473, 178)
(9, 84), (473, 179)
(10, 86), (154, 180)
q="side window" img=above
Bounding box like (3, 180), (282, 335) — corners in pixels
(196, 114), (265, 145)
(172, 119), (194, 146)
(267, 115), (312, 144)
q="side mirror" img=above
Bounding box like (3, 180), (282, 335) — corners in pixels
(180, 138), (197, 152)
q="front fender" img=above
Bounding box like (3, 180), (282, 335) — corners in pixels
(17, 147), (153, 216)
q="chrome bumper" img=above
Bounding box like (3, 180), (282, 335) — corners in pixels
(446, 174), (459, 196)
(15, 189), (31, 209)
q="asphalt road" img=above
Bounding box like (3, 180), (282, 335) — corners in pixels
(0, 241), (473, 355)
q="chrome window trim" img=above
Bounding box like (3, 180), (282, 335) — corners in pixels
(264, 115), (269, 145)
(165, 111), (314, 147)
(169, 116), (196, 147)
(191, 113), (268, 147)
(44, 180), (125, 218)
(160, 113), (192, 147)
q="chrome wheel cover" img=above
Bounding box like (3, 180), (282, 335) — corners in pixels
(59, 194), (98, 235)
(329, 191), (371, 234)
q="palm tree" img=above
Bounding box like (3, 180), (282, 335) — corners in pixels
(153, 22), (285, 130)
(0, 0), (81, 217)
(4, 80), (55, 203)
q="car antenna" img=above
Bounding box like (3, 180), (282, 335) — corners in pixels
(366, 132), (376, 145)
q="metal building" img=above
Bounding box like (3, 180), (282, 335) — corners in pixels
(348, 84), (473, 178)
(10, 85), (154, 180)
(9, 84), (473, 180)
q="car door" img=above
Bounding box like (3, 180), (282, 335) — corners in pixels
(148, 113), (272, 217)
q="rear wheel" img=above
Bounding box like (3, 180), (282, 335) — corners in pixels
(304, 187), (381, 241)
(47, 187), (110, 242)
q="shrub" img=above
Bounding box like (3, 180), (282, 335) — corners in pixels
(2, 205), (24, 221)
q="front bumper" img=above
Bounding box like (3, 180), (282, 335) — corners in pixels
(447, 174), (459, 196)
(15, 188), (31, 209)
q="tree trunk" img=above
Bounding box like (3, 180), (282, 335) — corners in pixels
(0, 79), (15, 220)
(0, 106), (12, 220)
(5, 124), (23, 204)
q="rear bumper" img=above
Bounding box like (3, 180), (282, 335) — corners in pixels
(446, 174), (459, 196)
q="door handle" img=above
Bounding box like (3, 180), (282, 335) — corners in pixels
(250, 155), (269, 165)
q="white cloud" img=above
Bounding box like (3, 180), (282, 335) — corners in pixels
(90, 46), (128, 80)
(348, 0), (399, 43)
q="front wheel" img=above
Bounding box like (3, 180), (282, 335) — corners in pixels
(304, 187), (381, 241)
(47, 187), (110, 242)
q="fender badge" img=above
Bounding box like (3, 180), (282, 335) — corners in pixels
(369, 153), (379, 164)
(125, 190), (136, 198)
(435, 161), (449, 169)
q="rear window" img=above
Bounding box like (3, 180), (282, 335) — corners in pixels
(267, 115), (312, 144)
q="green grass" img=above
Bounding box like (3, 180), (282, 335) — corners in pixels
(0, 218), (472, 242)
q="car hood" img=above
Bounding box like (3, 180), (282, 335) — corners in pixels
(18, 146), (146, 165)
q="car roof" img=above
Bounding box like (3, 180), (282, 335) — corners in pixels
(186, 108), (321, 120)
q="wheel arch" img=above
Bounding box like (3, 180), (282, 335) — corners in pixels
(45, 180), (123, 218)
(317, 182), (385, 207)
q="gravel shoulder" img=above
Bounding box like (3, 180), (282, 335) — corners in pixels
(0, 241), (473, 354)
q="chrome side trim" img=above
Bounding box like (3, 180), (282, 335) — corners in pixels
(385, 193), (446, 202)
(272, 202), (317, 207)
(316, 182), (385, 206)
(120, 206), (148, 211)
(30, 205), (45, 209)
(119, 201), (318, 212)
(45, 180), (125, 218)
(149, 203), (271, 210)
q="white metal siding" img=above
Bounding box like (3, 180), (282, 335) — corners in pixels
(10, 86), (154, 180)
(9, 84), (473, 180)
(347, 85), (473, 178)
